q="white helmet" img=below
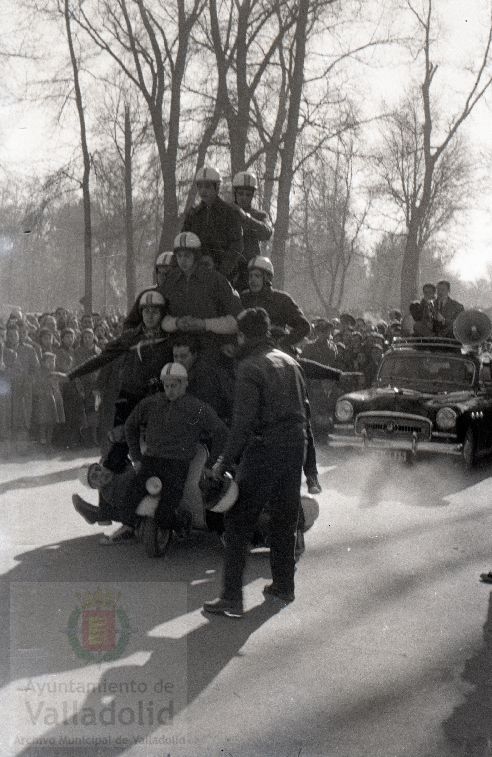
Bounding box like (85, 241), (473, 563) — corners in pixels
(232, 171), (257, 189)
(160, 362), (188, 381)
(138, 289), (166, 310)
(155, 251), (174, 268)
(173, 231), (201, 252)
(248, 256), (274, 278)
(195, 166), (221, 184)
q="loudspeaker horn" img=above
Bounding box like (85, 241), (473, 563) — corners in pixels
(453, 309), (492, 346)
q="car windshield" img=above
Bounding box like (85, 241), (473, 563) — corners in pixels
(377, 352), (476, 390)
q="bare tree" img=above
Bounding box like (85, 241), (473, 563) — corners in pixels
(204, 0), (298, 177)
(391, 0), (492, 312)
(62, 0), (93, 313)
(74, 0), (206, 252)
(293, 136), (370, 314)
(376, 96), (472, 300)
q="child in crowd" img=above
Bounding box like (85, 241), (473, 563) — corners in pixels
(32, 352), (66, 446)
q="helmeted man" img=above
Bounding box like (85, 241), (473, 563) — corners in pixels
(240, 256), (310, 351)
(240, 255), (322, 494)
(232, 171), (273, 290)
(203, 308), (308, 618)
(67, 289), (172, 473)
(181, 166), (244, 280)
(72, 362), (228, 538)
(159, 231), (243, 356)
(124, 250), (175, 330)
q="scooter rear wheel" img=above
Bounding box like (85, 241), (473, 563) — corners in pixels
(141, 517), (172, 558)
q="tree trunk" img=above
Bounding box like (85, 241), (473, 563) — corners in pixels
(400, 222), (420, 313)
(64, 0), (92, 314)
(270, 0), (309, 288)
(124, 105), (136, 310)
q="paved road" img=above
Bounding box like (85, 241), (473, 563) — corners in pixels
(0, 446), (491, 757)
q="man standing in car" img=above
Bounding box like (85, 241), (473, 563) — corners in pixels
(434, 280), (464, 337)
(204, 307), (308, 618)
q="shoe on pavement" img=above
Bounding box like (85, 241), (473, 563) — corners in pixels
(203, 598), (243, 618)
(99, 525), (136, 546)
(263, 584), (295, 603)
(479, 571), (492, 584)
(72, 494), (101, 525)
(306, 475), (322, 495)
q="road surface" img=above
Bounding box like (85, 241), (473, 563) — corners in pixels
(0, 445), (490, 757)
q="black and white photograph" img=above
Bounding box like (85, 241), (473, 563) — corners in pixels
(1, 1), (492, 755)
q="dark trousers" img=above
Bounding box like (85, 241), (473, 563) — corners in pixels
(222, 435), (305, 602)
(303, 419), (318, 479)
(103, 391), (143, 474)
(117, 456), (189, 529)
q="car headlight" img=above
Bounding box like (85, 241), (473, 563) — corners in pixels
(436, 407), (457, 431)
(335, 399), (354, 422)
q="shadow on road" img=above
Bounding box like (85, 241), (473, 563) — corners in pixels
(443, 588), (492, 757)
(0, 467), (83, 495)
(1, 532), (280, 756)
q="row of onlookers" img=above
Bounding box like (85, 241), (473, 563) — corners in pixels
(0, 307), (126, 454)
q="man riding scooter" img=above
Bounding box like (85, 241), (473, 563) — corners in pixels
(72, 362), (228, 543)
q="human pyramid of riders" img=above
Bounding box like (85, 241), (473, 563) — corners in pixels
(69, 167), (343, 617)
(0, 167), (470, 615)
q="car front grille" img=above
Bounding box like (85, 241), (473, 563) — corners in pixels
(355, 412), (432, 440)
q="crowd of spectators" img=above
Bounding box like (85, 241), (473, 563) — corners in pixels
(0, 307), (126, 455)
(302, 280), (465, 388)
(0, 278), (466, 457)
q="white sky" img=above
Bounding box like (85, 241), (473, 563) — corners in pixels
(1, 0), (492, 280)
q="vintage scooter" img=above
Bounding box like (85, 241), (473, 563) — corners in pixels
(134, 445), (238, 557)
(78, 445), (319, 559)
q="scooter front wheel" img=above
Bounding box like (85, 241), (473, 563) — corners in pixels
(141, 517), (172, 558)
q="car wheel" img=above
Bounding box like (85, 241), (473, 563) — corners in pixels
(141, 517), (172, 558)
(462, 426), (477, 470)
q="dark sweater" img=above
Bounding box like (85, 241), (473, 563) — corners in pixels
(240, 286), (310, 348)
(125, 392), (227, 463)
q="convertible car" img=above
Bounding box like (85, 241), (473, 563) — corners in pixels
(329, 336), (492, 467)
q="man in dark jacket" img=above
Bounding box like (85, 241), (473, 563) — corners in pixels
(204, 308), (308, 618)
(181, 166), (244, 280)
(67, 289), (172, 472)
(232, 171), (273, 291)
(124, 250), (175, 330)
(172, 334), (234, 423)
(434, 280), (464, 337)
(240, 256), (310, 351)
(159, 231), (243, 357)
(241, 255), (321, 493)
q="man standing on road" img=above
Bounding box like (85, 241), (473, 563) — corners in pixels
(204, 307), (308, 618)
(240, 255), (321, 494)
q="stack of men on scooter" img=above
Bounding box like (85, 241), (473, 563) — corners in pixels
(69, 169), (343, 589)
